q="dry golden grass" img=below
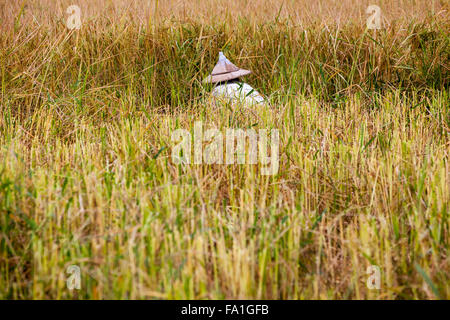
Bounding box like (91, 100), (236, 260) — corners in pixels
(1, 0), (446, 27)
(0, 0), (448, 299)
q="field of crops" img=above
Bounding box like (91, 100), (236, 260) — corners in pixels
(0, 0), (448, 299)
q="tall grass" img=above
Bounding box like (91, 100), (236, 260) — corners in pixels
(0, 0), (449, 299)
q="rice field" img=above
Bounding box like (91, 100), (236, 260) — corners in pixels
(0, 0), (449, 299)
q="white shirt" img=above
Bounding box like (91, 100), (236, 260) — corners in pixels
(212, 82), (265, 106)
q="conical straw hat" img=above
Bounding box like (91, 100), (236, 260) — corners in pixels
(203, 52), (251, 84)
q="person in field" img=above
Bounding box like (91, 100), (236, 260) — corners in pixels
(204, 52), (265, 106)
